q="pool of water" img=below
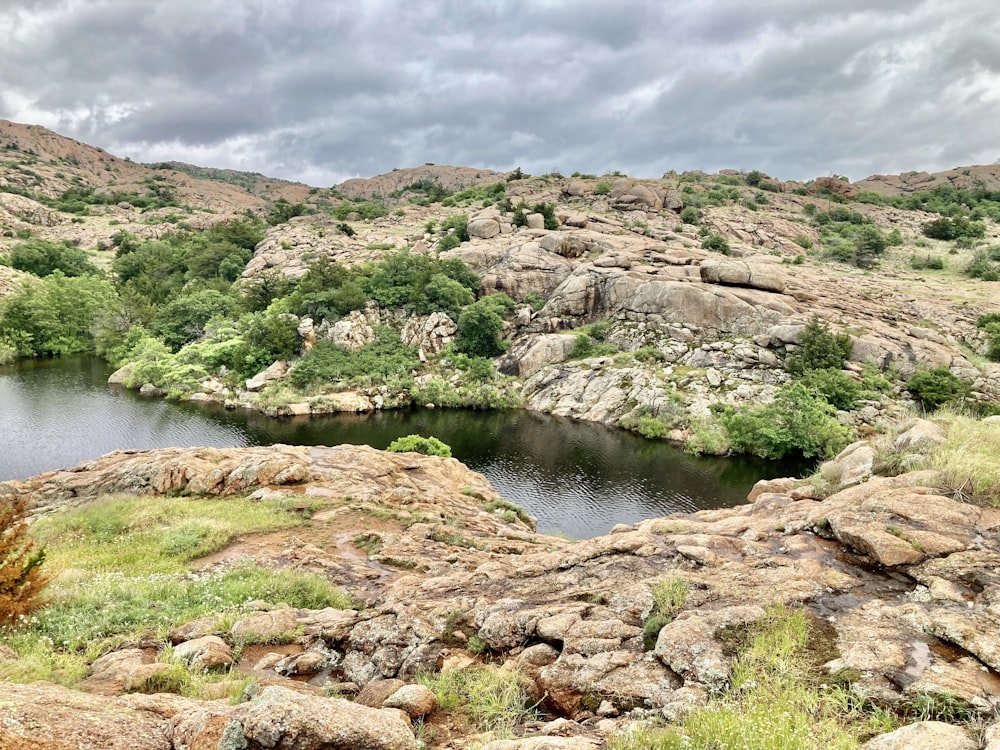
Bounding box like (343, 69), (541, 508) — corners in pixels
(0, 356), (812, 538)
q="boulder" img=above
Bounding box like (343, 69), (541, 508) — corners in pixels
(468, 217), (502, 239)
(861, 721), (975, 750)
(699, 259), (787, 293)
(383, 683), (438, 718)
(231, 608), (299, 642)
(246, 360), (288, 391)
(172, 635), (234, 670)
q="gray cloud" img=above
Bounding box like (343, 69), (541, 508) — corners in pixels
(1, 0), (998, 185)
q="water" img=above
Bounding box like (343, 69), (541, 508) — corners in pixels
(0, 356), (811, 538)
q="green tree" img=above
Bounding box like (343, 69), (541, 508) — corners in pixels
(785, 316), (852, 375)
(8, 239), (99, 277)
(906, 367), (970, 411)
(454, 294), (513, 358)
(152, 289), (237, 350)
(386, 435), (452, 457)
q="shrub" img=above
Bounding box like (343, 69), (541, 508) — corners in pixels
(386, 435), (452, 457)
(798, 368), (861, 410)
(679, 206), (700, 225)
(966, 248), (1000, 281)
(454, 294), (514, 358)
(701, 234), (730, 254)
(8, 239), (99, 277)
(289, 327), (419, 389)
(152, 289), (237, 351)
(785, 316), (852, 375)
(593, 181), (611, 195)
(853, 225), (887, 268)
(718, 381), (854, 459)
(906, 367), (970, 411)
(0, 497), (49, 628)
(922, 216), (985, 241)
(910, 254), (944, 270)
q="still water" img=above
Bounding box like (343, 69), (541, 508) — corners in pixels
(0, 357), (811, 538)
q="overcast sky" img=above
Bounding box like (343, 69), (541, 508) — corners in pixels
(2, 1), (998, 187)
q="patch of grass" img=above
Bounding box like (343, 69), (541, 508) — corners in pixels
(31, 494), (308, 575)
(643, 576), (690, 649)
(418, 666), (538, 737)
(616, 605), (865, 750)
(352, 532), (383, 555)
(481, 498), (533, 526)
(919, 412), (1000, 505)
(0, 495), (354, 685)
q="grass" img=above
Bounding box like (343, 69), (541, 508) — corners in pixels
(0, 493), (355, 686)
(644, 576), (690, 650)
(918, 411), (1000, 505)
(418, 665), (538, 738)
(609, 605), (905, 750)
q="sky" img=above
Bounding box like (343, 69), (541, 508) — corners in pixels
(1, 1), (998, 187)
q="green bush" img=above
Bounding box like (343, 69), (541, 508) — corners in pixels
(290, 327), (419, 389)
(701, 234), (731, 254)
(910, 254), (944, 270)
(593, 181), (611, 195)
(8, 239), (99, 278)
(386, 435), (452, 457)
(455, 294), (514, 358)
(906, 367), (970, 411)
(966, 248), (1000, 281)
(152, 289), (237, 351)
(679, 206), (699, 225)
(798, 368), (861, 410)
(718, 381), (854, 459)
(785, 316), (852, 375)
(922, 216), (986, 241)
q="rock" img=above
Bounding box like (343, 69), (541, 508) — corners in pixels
(861, 721), (975, 750)
(107, 363), (136, 385)
(526, 213), (545, 229)
(498, 333), (578, 377)
(654, 605), (767, 690)
(401, 312), (456, 355)
(699, 259), (787, 293)
(383, 683), (438, 718)
(79, 648), (176, 695)
(172, 635), (234, 670)
(138, 383), (164, 397)
(0, 681), (191, 750)
(893, 419), (946, 451)
(468, 217), (502, 239)
(356, 678), (407, 708)
(328, 311), (377, 352)
(298, 316), (316, 351)
(747, 477), (795, 502)
(231, 608), (299, 642)
(823, 441), (876, 489)
(245, 360), (288, 391)
(174, 684), (417, 750)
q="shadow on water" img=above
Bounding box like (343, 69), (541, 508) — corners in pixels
(1, 356), (814, 539)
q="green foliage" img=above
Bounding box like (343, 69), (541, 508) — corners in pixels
(718, 381), (854, 459)
(386, 435), (452, 457)
(358, 250), (478, 313)
(922, 216), (986, 241)
(440, 213), (470, 241)
(701, 233), (731, 254)
(852, 225), (887, 268)
(593, 180), (612, 195)
(8, 239), (99, 277)
(331, 200), (388, 221)
(966, 247), (1000, 281)
(441, 181), (505, 207)
(289, 327), (419, 389)
(418, 667), (538, 737)
(797, 368), (861, 410)
(531, 202), (560, 230)
(785, 316), (852, 375)
(679, 206), (700, 225)
(910, 254), (944, 270)
(0, 273), (117, 357)
(745, 170), (764, 187)
(454, 294), (514, 358)
(238, 310), (301, 375)
(906, 367), (970, 411)
(152, 289), (237, 351)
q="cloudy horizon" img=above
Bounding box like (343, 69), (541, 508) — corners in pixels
(2, 1), (998, 187)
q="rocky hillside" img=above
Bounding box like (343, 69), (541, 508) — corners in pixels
(4, 119), (1000, 456)
(2, 416), (1000, 748)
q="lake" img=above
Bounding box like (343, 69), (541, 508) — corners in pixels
(0, 356), (810, 538)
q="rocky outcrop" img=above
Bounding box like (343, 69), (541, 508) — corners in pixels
(6, 440), (1000, 745)
(337, 165), (507, 201)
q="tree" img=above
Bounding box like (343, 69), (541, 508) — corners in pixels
(8, 239), (99, 277)
(0, 496), (49, 627)
(455, 294), (513, 358)
(785, 316), (852, 375)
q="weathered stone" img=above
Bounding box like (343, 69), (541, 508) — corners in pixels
(861, 721), (976, 750)
(245, 359), (288, 391)
(231, 608), (299, 642)
(383, 683), (438, 718)
(172, 635), (234, 670)
(356, 678), (407, 708)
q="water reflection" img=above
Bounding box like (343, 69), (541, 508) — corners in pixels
(0, 356), (813, 538)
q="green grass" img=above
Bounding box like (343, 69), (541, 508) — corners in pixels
(419, 666), (538, 738)
(919, 412), (1000, 505)
(610, 605), (881, 750)
(32, 494), (308, 575)
(0, 494), (354, 686)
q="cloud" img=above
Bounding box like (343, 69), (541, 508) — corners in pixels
(1, 0), (998, 184)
